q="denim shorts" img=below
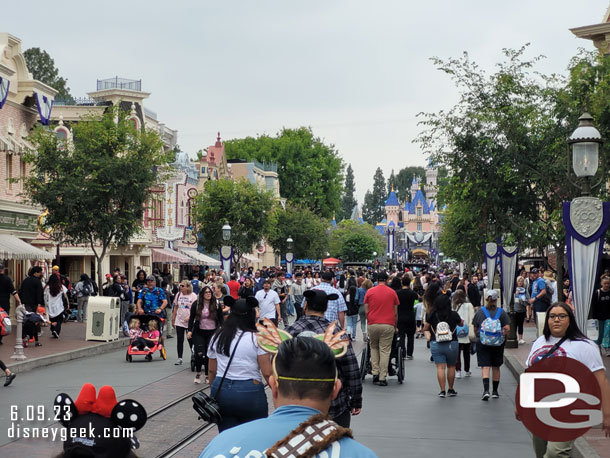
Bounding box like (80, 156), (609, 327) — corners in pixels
(430, 340), (459, 366)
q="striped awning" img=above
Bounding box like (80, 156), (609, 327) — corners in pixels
(151, 247), (192, 264)
(178, 248), (221, 267)
(0, 234), (54, 260)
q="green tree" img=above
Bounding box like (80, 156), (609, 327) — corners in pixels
(338, 164), (357, 221)
(362, 167), (386, 225)
(23, 106), (168, 287)
(224, 127), (344, 218)
(194, 179), (274, 264)
(394, 166), (425, 203)
(386, 169), (396, 196)
(23, 48), (73, 102)
(329, 220), (385, 262)
(267, 203), (329, 259)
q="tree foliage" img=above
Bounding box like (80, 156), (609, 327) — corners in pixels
(24, 48), (73, 102)
(362, 167), (386, 224)
(417, 46), (610, 287)
(224, 127), (344, 219)
(267, 203), (329, 259)
(329, 220), (385, 262)
(338, 164), (357, 221)
(24, 106), (168, 287)
(194, 179), (274, 263)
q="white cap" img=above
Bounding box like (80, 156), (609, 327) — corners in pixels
(486, 290), (498, 300)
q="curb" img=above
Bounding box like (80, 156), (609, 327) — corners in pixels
(8, 338), (131, 374)
(503, 353), (601, 458)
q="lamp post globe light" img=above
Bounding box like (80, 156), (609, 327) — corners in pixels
(220, 222), (233, 274)
(285, 236), (294, 274)
(286, 236), (294, 251)
(568, 112), (603, 196)
(222, 222), (232, 242)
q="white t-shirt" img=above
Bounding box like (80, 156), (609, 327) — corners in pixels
(526, 335), (604, 372)
(207, 331), (267, 382)
(254, 289), (280, 320)
(45, 285), (68, 318)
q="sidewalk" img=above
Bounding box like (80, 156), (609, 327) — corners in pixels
(503, 320), (609, 458)
(0, 320), (129, 373)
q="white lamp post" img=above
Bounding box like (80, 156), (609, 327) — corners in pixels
(286, 236), (294, 274)
(220, 222), (233, 273)
(568, 112), (603, 196)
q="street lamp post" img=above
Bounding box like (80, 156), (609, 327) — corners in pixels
(285, 236), (294, 274)
(220, 221), (233, 274)
(568, 113), (604, 196)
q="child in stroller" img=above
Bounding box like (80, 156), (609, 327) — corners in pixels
(131, 318), (159, 352)
(126, 315), (167, 362)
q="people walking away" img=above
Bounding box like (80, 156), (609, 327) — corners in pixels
(172, 280), (198, 365)
(227, 274), (240, 300)
(452, 289), (475, 378)
(473, 290), (510, 400)
(286, 289), (363, 428)
(0, 263), (21, 327)
(425, 294), (463, 397)
(518, 302), (610, 457)
(592, 275), (610, 356)
(397, 275), (418, 360)
(19, 266), (44, 314)
(289, 272), (307, 321)
(44, 273), (69, 338)
(364, 272), (399, 386)
(514, 276), (530, 345)
(315, 271), (347, 328)
(75, 274), (94, 323)
(190, 273), (202, 295)
(345, 279), (359, 340)
(206, 296), (272, 432)
(254, 280), (281, 325)
(200, 331), (376, 457)
(0, 360), (16, 386)
(188, 286), (224, 384)
(355, 279), (372, 341)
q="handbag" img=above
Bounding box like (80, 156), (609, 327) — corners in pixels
(192, 331), (245, 424)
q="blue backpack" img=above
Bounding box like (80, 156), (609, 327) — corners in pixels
(479, 307), (504, 346)
(191, 279), (201, 295)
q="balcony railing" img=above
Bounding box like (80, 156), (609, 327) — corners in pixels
(97, 77), (142, 91)
(54, 97), (98, 106)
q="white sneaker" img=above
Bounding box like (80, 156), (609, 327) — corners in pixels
(465, 371), (472, 377)
(455, 371), (462, 379)
(518, 339), (526, 345)
(194, 374), (202, 384)
(175, 358), (183, 365)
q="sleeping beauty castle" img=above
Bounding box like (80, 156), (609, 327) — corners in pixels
(374, 164), (442, 263)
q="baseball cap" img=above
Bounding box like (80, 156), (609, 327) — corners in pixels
(146, 275), (156, 281)
(530, 268), (539, 273)
(486, 290), (499, 300)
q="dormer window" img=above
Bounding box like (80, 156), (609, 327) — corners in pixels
(416, 207), (422, 217)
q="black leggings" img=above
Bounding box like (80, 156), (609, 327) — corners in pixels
(193, 329), (216, 374)
(50, 312), (64, 336)
(23, 321), (40, 342)
(175, 326), (192, 359)
(397, 319), (416, 357)
(515, 311), (526, 336)
(455, 343), (471, 372)
(0, 360), (6, 371)
(131, 337), (156, 350)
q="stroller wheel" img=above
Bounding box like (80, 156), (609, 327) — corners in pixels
(145, 354), (152, 362)
(161, 347), (167, 360)
(125, 351), (129, 362)
(128, 355), (132, 362)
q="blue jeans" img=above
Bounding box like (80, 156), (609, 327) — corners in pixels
(346, 315), (359, 339)
(430, 340), (459, 366)
(211, 378), (268, 432)
(596, 320), (609, 348)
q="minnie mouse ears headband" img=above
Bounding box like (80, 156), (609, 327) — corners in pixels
(256, 317), (348, 358)
(224, 296), (258, 315)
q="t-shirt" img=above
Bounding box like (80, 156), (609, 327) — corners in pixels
(254, 289), (280, 320)
(227, 280), (241, 300)
(45, 285), (68, 318)
(173, 292), (198, 329)
(143, 329), (160, 341)
(129, 328), (142, 342)
(0, 274), (16, 308)
(207, 331), (267, 381)
(527, 336), (604, 372)
(364, 284), (399, 326)
(426, 311), (462, 342)
(138, 287), (167, 316)
(592, 289), (610, 321)
(199, 405), (377, 458)
(396, 289), (418, 322)
(198, 302), (217, 330)
(472, 307), (510, 343)
(531, 277), (548, 312)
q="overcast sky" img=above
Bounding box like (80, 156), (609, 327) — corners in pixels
(11, 1), (610, 203)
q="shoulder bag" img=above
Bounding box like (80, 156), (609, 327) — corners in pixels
(192, 331), (245, 424)
(539, 336), (568, 361)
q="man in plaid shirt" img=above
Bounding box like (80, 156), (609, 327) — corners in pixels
(286, 289), (363, 428)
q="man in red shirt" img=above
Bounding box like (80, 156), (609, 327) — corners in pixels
(226, 274), (241, 300)
(364, 272), (399, 386)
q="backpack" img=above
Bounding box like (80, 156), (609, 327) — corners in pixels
(479, 307), (504, 346)
(191, 279), (201, 295)
(81, 281), (93, 297)
(543, 280), (554, 303)
(0, 307), (11, 336)
(434, 313), (453, 342)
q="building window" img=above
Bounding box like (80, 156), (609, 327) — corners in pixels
(6, 154), (12, 190)
(416, 207), (422, 217)
(417, 222), (422, 231)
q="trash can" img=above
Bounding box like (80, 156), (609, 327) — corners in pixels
(86, 296), (120, 341)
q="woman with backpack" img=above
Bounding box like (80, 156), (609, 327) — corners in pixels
(75, 274), (93, 323)
(451, 289), (475, 378)
(44, 274), (69, 338)
(424, 294), (463, 397)
(472, 290), (510, 401)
